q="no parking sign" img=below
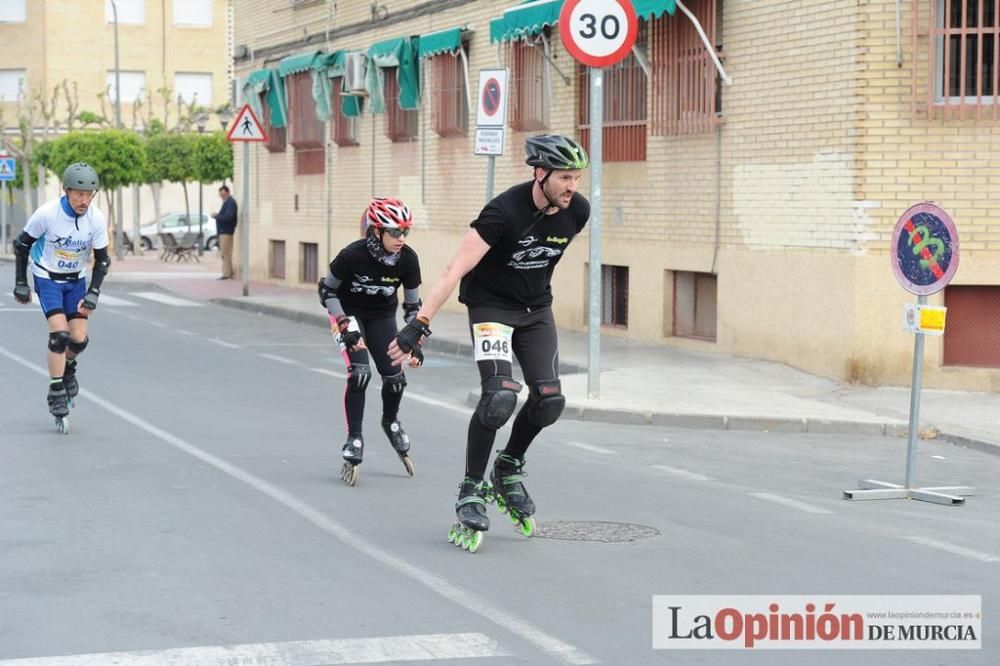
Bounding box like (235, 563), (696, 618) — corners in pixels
(890, 202), (960, 296)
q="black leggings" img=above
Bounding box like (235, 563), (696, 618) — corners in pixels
(465, 305), (561, 480)
(340, 314), (405, 437)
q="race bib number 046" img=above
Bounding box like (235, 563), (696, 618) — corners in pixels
(473, 322), (513, 363)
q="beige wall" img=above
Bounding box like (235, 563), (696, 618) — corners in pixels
(232, 0), (1000, 391)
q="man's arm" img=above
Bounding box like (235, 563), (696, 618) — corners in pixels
(415, 228), (491, 323)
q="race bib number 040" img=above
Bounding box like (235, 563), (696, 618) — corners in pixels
(473, 322), (513, 363)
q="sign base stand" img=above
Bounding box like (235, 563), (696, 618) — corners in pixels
(843, 479), (974, 506)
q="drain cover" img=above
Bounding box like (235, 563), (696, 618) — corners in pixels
(534, 521), (660, 543)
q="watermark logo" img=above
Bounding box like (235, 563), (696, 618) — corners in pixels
(653, 596), (981, 650)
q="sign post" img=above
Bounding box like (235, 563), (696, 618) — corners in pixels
(225, 104), (268, 297)
(475, 69), (508, 202)
(844, 202), (973, 506)
(560, 0), (638, 398)
(0, 155), (14, 256)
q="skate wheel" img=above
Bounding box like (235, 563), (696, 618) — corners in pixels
(55, 416), (69, 434)
(518, 515), (536, 538)
(341, 463), (359, 486)
(401, 455), (414, 477)
(67, 396), (75, 409)
(496, 501), (507, 515)
(447, 524), (459, 544)
(466, 530), (483, 553)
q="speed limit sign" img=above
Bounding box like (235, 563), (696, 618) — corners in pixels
(559, 0), (639, 68)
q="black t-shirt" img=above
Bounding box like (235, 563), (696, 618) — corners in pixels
(459, 180), (590, 309)
(329, 239), (421, 318)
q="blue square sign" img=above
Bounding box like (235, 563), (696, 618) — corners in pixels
(0, 157), (15, 181)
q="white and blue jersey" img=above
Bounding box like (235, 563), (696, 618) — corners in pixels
(25, 197), (109, 281)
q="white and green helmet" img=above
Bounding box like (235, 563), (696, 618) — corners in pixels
(62, 162), (100, 191)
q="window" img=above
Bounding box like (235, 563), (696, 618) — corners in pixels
(261, 94), (286, 153)
(673, 271), (717, 341)
(578, 24), (647, 161)
(943, 285), (1000, 367)
(105, 0), (143, 24)
(106, 70), (146, 104)
(331, 77), (359, 147)
(384, 67), (418, 142)
(300, 242), (319, 283)
(269, 240), (286, 279)
(0, 0), (26, 22)
(601, 265), (629, 328)
(508, 39), (548, 131)
(175, 72), (213, 106)
(287, 72), (325, 174)
(431, 48), (469, 137)
(927, 0), (998, 111)
(173, 0), (212, 27)
(651, 0), (720, 135)
(0, 69), (26, 101)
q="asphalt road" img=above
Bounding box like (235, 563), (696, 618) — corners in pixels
(0, 271), (997, 665)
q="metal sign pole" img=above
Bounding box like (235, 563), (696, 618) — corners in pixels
(241, 142), (250, 297)
(587, 66), (603, 399)
(486, 155), (495, 203)
(1, 181), (7, 254)
(904, 294), (927, 488)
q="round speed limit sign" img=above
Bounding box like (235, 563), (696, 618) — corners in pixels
(559, 0), (639, 68)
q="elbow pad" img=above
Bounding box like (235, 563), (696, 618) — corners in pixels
(318, 278), (339, 307)
(402, 299), (422, 324)
(13, 231), (34, 257)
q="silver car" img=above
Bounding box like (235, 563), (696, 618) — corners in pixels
(139, 212), (217, 251)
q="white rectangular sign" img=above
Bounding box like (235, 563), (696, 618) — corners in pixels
(474, 128), (504, 156)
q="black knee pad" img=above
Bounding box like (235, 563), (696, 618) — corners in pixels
(383, 372), (406, 394)
(67, 336), (90, 355)
(347, 364), (371, 392)
(48, 331), (70, 353)
(474, 375), (522, 429)
(523, 379), (565, 427)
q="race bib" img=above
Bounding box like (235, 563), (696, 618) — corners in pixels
(473, 322), (513, 363)
(54, 248), (83, 271)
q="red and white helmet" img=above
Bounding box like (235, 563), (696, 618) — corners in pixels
(364, 197), (413, 230)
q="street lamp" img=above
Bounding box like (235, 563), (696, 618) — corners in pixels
(110, 0), (125, 260)
(195, 111), (208, 256)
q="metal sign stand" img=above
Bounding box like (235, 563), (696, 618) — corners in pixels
(587, 66), (603, 398)
(225, 104), (268, 298)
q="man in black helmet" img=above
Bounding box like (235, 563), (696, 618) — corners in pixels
(388, 134), (590, 551)
(11, 162), (111, 431)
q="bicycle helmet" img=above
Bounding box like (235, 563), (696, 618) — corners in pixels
(62, 162), (100, 191)
(524, 135), (589, 171)
(364, 197), (413, 230)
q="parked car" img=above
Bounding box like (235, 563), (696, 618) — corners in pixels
(139, 212), (217, 251)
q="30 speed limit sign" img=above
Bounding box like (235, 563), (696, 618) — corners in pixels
(559, 0), (639, 68)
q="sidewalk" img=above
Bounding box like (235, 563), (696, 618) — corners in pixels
(15, 252), (1000, 455)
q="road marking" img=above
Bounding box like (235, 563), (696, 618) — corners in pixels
(566, 441), (617, 455)
(177, 329), (195, 336)
(311, 367), (346, 379)
(653, 464), (715, 482)
(98, 294), (138, 307)
(259, 353), (299, 365)
(309, 367), (472, 416)
(749, 492), (834, 514)
(208, 339), (241, 349)
(0, 633), (510, 666)
(903, 536), (1000, 563)
(149, 321), (167, 328)
(132, 291), (204, 307)
(0, 345), (596, 666)
(0, 308), (35, 313)
(112, 272), (218, 280)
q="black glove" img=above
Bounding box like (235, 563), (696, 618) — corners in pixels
(409, 346), (424, 366)
(13, 283), (30, 304)
(82, 288), (100, 311)
(336, 316), (362, 349)
(395, 319), (431, 354)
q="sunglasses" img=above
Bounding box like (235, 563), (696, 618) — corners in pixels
(383, 227), (410, 238)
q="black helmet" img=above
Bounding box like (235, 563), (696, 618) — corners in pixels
(62, 162), (100, 191)
(524, 134), (589, 170)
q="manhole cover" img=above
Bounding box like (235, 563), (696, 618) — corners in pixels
(534, 521), (660, 543)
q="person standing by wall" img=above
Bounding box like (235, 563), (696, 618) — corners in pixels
(211, 185), (238, 279)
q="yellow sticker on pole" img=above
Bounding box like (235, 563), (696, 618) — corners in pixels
(919, 306), (947, 335)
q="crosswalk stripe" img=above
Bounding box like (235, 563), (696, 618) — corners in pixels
(0, 633), (511, 665)
(132, 291), (204, 307)
(98, 294), (139, 307)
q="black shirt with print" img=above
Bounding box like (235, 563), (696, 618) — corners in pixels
(459, 180), (590, 309)
(329, 239), (421, 318)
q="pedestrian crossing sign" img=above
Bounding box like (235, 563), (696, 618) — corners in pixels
(0, 157), (15, 181)
(225, 104), (268, 143)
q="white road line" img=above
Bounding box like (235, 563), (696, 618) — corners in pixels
(149, 321), (167, 328)
(652, 464), (715, 482)
(0, 633), (509, 666)
(132, 291), (204, 307)
(208, 339), (241, 349)
(98, 294), (138, 307)
(565, 441), (618, 455)
(903, 536), (1000, 563)
(112, 272), (218, 280)
(0, 308), (35, 313)
(0, 345), (596, 666)
(177, 329), (196, 336)
(309, 367), (472, 416)
(311, 367), (346, 379)
(749, 492), (834, 515)
(259, 353), (299, 365)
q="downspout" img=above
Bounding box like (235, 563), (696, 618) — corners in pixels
(710, 111), (722, 274)
(896, 0), (904, 67)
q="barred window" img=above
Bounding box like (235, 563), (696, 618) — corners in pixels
(331, 76), (359, 147)
(601, 265), (629, 328)
(431, 48), (469, 137)
(508, 39), (549, 131)
(923, 0), (999, 116)
(262, 94), (286, 153)
(578, 24), (647, 162)
(384, 67), (418, 142)
(287, 72), (325, 174)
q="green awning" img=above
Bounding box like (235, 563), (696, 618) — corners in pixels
(278, 50), (323, 77)
(418, 27), (463, 58)
(633, 0), (676, 19)
(321, 50), (347, 78)
(240, 68), (287, 129)
(365, 36), (420, 113)
(489, 0), (561, 44)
